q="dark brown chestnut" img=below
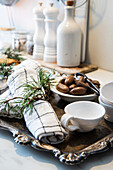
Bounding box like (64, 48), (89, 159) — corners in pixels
(69, 84), (77, 90)
(65, 75), (75, 86)
(56, 83), (69, 93)
(69, 87), (87, 95)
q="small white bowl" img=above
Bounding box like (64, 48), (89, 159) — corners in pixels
(100, 82), (113, 105)
(99, 96), (113, 122)
(51, 77), (97, 102)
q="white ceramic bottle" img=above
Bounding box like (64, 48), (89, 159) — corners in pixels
(33, 3), (45, 59)
(57, 1), (81, 67)
(43, 3), (59, 62)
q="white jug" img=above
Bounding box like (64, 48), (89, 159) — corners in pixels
(57, 1), (82, 67)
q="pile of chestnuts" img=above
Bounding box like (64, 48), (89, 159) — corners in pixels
(56, 75), (100, 95)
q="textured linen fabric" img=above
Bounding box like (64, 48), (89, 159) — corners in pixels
(0, 60), (67, 144)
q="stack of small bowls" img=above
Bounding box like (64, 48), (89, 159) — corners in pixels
(99, 82), (113, 122)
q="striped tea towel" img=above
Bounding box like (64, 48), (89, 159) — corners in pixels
(0, 60), (67, 144)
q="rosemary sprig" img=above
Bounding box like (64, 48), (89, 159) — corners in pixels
(3, 47), (25, 62)
(0, 68), (54, 118)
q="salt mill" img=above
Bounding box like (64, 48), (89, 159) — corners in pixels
(43, 3), (59, 62)
(57, 0), (82, 67)
(33, 2), (45, 59)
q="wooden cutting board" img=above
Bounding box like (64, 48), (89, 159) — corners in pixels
(36, 59), (98, 75)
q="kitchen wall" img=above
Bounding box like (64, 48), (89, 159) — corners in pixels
(88, 0), (113, 72)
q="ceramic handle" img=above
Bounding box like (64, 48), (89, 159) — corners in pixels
(61, 114), (80, 131)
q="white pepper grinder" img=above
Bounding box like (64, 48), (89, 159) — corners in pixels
(43, 3), (59, 62)
(33, 2), (45, 59)
(57, 0), (82, 67)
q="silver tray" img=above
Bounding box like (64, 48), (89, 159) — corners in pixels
(0, 93), (113, 165)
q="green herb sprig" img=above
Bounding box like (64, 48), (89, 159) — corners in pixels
(3, 47), (24, 62)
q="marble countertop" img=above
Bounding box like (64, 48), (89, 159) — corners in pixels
(0, 68), (113, 170)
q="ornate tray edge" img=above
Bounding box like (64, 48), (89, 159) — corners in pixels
(0, 119), (113, 165)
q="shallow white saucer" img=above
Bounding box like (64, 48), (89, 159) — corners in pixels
(51, 77), (97, 102)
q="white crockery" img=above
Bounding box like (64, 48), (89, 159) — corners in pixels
(61, 101), (105, 132)
(100, 82), (113, 105)
(99, 96), (113, 122)
(43, 6), (59, 62)
(57, 4), (81, 67)
(51, 77), (97, 102)
(33, 4), (45, 59)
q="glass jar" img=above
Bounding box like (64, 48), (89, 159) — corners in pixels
(0, 29), (12, 51)
(26, 34), (34, 55)
(12, 31), (28, 52)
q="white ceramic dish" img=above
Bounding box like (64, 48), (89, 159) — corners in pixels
(61, 101), (105, 132)
(100, 82), (113, 105)
(51, 77), (97, 102)
(99, 96), (113, 122)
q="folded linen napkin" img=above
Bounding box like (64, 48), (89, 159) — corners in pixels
(0, 59), (67, 144)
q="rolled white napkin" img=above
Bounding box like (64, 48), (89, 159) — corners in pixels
(0, 60), (67, 144)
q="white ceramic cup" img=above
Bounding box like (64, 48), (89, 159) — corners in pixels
(61, 101), (105, 132)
